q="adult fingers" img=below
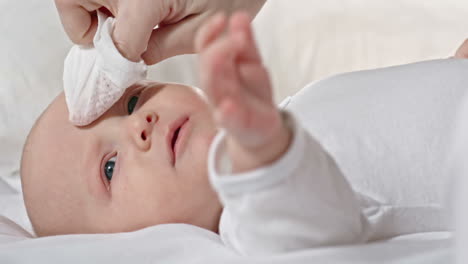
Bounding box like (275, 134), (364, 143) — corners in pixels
(55, 0), (102, 45)
(113, 1), (163, 62)
(455, 39), (468, 59)
(142, 12), (214, 65)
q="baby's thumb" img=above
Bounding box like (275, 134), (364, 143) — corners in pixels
(142, 15), (204, 65)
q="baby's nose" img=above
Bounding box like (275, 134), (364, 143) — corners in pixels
(127, 111), (158, 151)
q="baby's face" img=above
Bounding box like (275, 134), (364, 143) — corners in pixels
(23, 81), (222, 235)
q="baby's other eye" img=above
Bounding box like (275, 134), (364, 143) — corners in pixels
(127, 95), (139, 115)
(104, 156), (117, 181)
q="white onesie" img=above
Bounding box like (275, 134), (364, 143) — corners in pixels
(208, 59), (468, 256)
(209, 111), (369, 256)
(63, 11), (147, 126)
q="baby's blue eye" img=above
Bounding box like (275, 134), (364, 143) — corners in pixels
(104, 156), (116, 181)
(127, 96), (139, 115)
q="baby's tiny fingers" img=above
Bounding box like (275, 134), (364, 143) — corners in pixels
(238, 63), (272, 100)
(195, 13), (227, 53)
(199, 35), (243, 105)
(216, 98), (247, 135)
(218, 96), (277, 148)
(229, 12), (262, 63)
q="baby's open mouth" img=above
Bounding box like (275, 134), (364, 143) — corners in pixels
(171, 126), (181, 151)
(167, 116), (189, 165)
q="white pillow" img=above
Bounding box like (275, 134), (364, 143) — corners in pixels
(254, 0), (468, 100)
(0, 1), (70, 184)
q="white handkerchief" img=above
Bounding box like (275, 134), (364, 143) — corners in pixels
(63, 11), (147, 126)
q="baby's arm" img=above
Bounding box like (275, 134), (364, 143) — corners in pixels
(197, 13), (369, 255)
(196, 12), (291, 173)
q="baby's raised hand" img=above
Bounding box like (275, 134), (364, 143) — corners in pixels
(196, 12), (291, 173)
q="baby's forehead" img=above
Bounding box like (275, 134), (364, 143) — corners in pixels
(43, 92), (72, 125)
(23, 92), (91, 226)
(33, 93), (89, 177)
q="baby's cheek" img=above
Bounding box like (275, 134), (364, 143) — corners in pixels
(194, 127), (217, 157)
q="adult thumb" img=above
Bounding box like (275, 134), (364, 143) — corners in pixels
(142, 14), (207, 65)
(455, 39), (468, 59)
(113, 3), (161, 62)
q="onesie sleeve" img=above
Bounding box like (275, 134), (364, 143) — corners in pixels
(63, 11), (147, 126)
(208, 111), (369, 256)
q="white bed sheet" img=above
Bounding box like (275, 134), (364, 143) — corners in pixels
(0, 177), (32, 234)
(0, 176), (453, 264)
(0, 222), (453, 264)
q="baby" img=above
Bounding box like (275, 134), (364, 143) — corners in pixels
(20, 12), (468, 256)
(21, 80), (225, 234)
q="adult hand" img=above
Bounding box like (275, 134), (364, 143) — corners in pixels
(55, 0), (266, 64)
(455, 39), (468, 59)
